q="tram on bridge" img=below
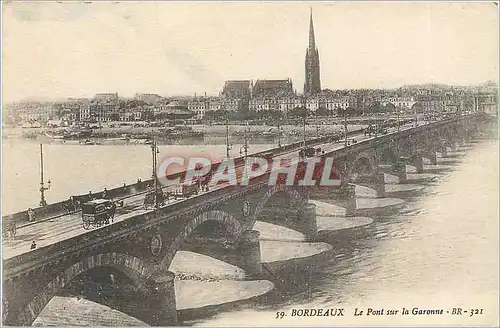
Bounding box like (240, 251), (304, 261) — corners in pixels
(81, 199), (116, 229)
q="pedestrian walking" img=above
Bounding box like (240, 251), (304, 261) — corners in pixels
(28, 208), (35, 222)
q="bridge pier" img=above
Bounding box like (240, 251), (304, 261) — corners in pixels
(425, 151), (437, 165)
(410, 156), (424, 174)
(145, 272), (178, 326)
(395, 162), (407, 183)
(240, 230), (262, 277)
(439, 146), (448, 158)
(298, 203), (318, 241)
(373, 171), (386, 198)
(338, 184), (357, 217)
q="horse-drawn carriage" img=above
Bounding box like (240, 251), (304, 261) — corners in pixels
(2, 217), (16, 239)
(299, 147), (316, 158)
(182, 182), (200, 197)
(81, 199), (116, 230)
(143, 189), (168, 209)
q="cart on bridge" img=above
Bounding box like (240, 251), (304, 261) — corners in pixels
(143, 189), (168, 210)
(81, 199), (116, 230)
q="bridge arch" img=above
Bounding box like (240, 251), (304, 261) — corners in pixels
(378, 146), (399, 165)
(415, 133), (430, 151)
(252, 184), (303, 223)
(429, 129), (441, 143)
(440, 126), (452, 141)
(16, 253), (149, 326)
(160, 210), (242, 271)
(348, 152), (376, 180)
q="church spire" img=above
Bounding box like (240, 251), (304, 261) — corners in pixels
(309, 7), (315, 51)
(304, 8), (321, 95)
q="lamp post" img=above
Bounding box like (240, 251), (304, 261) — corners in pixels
(240, 123), (250, 158)
(397, 109), (401, 132)
(240, 123), (250, 178)
(150, 132), (160, 210)
(302, 112), (306, 149)
(225, 118), (232, 157)
(414, 104), (418, 127)
(277, 117), (282, 148)
(344, 108), (348, 147)
(39, 143), (51, 207)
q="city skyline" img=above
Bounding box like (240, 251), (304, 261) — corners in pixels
(2, 2), (499, 103)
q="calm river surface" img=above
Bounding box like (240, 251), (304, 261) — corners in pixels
(3, 137), (499, 326)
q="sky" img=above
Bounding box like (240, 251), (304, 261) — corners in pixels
(2, 1), (499, 102)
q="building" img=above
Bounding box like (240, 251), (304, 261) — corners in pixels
(475, 93), (498, 116)
(324, 96), (353, 113)
(249, 97), (280, 112)
(188, 97), (211, 119)
(64, 98), (90, 122)
(304, 9), (321, 95)
(252, 79), (294, 98)
(88, 93), (120, 121)
(155, 101), (194, 120)
(7, 101), (58, 123)
(279, 96), (305, 113)
(134, 93), (164, 105)
(380, 96), (416, 110)
(222, 81), (252, 99)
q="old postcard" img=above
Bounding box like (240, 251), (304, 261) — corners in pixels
(2, 1), (499, 327)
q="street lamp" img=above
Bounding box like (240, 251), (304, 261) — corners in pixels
(397, 109), (401, 132)
(344, 108), (348, 147)
(276, 117), (283, 148)
(239, 123), (250, 158)
(39, 143), (51, 207)
(150, 132), (160, 210)
(225, 118), (232, 157)
(240, 123), (250, 178)
(302, 112), (307, 149)
(414, 105), (419, 127)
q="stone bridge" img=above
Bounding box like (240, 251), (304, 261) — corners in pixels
(2, 113), (492, 326)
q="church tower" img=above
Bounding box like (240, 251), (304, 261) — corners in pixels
(304, 9), (321, 95)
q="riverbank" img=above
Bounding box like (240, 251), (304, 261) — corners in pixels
(3, 123), (368, 145)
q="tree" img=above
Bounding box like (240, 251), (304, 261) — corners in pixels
(336, 106), (356, 117)
(411, 102), (424, 113)
(316, 107), (329, 117)
(367, 101), (383, 113)
(267, 109), (284, 119)
(288, 107), (309, 118)
(384, 103), (396, 112)
(345, 106), (358, 116)
(109, 113), (121, 121)
(241, 110), (258, 120)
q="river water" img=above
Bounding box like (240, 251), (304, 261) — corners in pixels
(190, 138), (499, 327)
(4, 137), (499, 326)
